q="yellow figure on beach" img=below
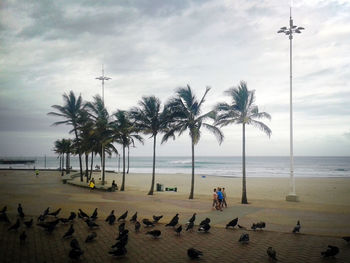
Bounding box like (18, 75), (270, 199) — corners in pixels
(89, 178), (95, 189)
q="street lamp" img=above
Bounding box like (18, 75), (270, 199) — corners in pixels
(278, 7), (304, 202)
(95, 65), (111, 184)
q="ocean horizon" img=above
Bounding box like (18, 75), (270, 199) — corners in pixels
(1, 156), (349, 178)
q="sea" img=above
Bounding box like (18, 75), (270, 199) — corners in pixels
(0, 156), (349, 178)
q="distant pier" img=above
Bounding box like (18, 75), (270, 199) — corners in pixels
(0, 159), (35, 164)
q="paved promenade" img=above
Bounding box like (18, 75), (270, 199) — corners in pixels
(0, 170), (350, 262)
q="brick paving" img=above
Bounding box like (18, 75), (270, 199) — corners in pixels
(1, 212), (350, 263)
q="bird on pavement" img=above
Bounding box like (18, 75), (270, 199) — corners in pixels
(43, 207), (50, 216)
(321, 245), (339, 257)
(24, 219), (33, 228)
(85, 232), (97, 243)
(153, 215), (163, 223)
(0, 212), (10, 223)
(165, 214), (179, 227)
(118, 211), (128, 222)
(20, 231), (27, 244)
(118, 223), (126, 233)
(70, 239), (81, 250)
(175, 225), (182, 235)
(142, 218), (155, 227)
(238, 233), (249, 244)
(17, 204), (25, 218)
(85, 218), (99, 229)
(226, 218), (238, 229)
(186, 221), (194, 231)
(48, 208), (61, 217)
(105, 210), (116, 225)
(69, 248), (84, 260)
(78, 209), (89, 219)
(252, 222), (266, 231)
(187, 213), (196, 224)
(130, 212), (137, 223)
(109, 247), (127, 257)
(68, 212), (76, 221)
(146, 229), (161, 238)
(267, 247), (277, 261)
(91, 208), (98, 220)
(63, 224), (74, 239)
(116, 230), (129, 240)
(135, 221), (141, 232)
(112, 238), (128, 249)
(198, 223), (210, 233)
(187, 248), (203, 259)
(292, 220), (301, 233)
(59, 218), (70, 224)
(8, 219), (20, 231)
(199, 218), (210, 227)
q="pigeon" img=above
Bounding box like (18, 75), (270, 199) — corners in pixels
(0, 212), (10, 223)
(20, 231), (27, 244)
(252, 222), (266, 231)
(105, 210), (116, 225)
(321, 245), (339, 257)
(226, 218), (238, 229)
(199, 218), (210, 227)
(24, 219), (33, 228)
(78, 209), (89, 219)
(17, 204), (25, 218)
(118, 211), (128, 222)
(109, 247), (127, 257)
(135, 221), (141, 232)
(63, 224), (74, 239)
(166, 213), (179, 227)
(267, 247), (277, 260)
(112, 238), (128, 249)
(69, 248), (84, 260)
(70, 239), (81, 250)
(37, 219), (60, 234)
(91, 208), (98, 220)
(187, 213), (196, 224)
(153, 215), (163, 223)
(118, 222), (125, 233)
(85, 232), (97, 243)
(130, 212), (137, 222)
(292, 220), (301, 233)
(238, 233), (249, 244)
(142, 218), (155, 227)
(8, 219), (20, 231)
(187, 248), (203, 260)
(43, 207), (50, 216)
(59, 218), (70, 224)
(175, 225), (182, 235)
(0, 206), (7, 213)
(37, 214), (46, 222)
(68, 212), (76, 221)
(146, 229), (161, 238)
(342, 236), (350, 242)
(186, 221), (194, 231)
(116, 230), (129, 240)
(48, 208), (61, 217)
(85, 218), (99, 229)
(198, 223), (210, 233)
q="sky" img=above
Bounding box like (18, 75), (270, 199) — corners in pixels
(0, 0), (349, 157)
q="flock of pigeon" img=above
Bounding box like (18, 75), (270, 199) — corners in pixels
(1, 204), (349, 261)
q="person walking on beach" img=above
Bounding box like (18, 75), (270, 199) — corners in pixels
(222, 187), (227, 208)
(212, 188), (218, 210)
(217, 187), (223, 211)
(89, 178), (95, 190)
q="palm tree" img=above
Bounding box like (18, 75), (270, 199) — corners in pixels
(215, 81), (271, 204)
(85, 95), (114, 185)
(112, 110), (143, 191)
(130, 96), (168, 195)
(163, 85), (224, 199)
(48, 91), (84, 181)
(53, 139), (65, 176)
(61, 138), (73, 174)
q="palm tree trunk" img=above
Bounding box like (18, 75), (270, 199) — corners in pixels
(148, 135), (157, 195)
(127, 145), (130, 174)
(85, 153), (89, 183)
(102, 148), (106, 185)
(60, 155), (64, 176)
(241, 123), (248, 204)
(62, 154), (65, 176)
(73, 128), (83, 181)
(66, 152), (70, 175)
(189, 137), (195, 199)
(121, 145), (126, 191)
(90, 153), (93, 180)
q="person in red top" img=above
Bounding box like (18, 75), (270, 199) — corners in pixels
(212, 188), (218, 210)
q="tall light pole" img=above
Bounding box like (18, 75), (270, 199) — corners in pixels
(278, 7), (304, 202)
(96, 65), (111, 184)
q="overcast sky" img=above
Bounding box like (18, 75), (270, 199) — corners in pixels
(0, 0), (349, 157)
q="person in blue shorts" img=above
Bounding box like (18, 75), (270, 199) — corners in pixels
(216, 187), (223, 211)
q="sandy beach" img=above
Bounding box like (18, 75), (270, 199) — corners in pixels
(1, 170), (350, 237)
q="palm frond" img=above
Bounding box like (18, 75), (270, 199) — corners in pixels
(202, 123), (224, 144)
